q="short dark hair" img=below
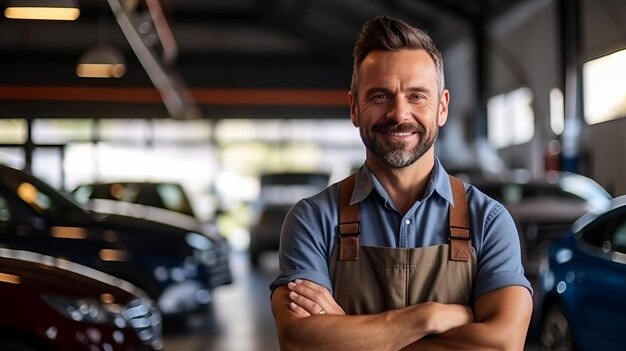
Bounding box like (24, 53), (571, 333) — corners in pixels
(350, 15), (445, 97)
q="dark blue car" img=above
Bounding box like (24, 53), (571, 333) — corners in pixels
(0, 164), (232, 317)
(537, 194), (626, 351)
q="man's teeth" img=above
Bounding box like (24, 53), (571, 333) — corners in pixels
(387, 132), (413, 136)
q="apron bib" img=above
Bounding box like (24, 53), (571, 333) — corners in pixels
(330, 174), (477, 315)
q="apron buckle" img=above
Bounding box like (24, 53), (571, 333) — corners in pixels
(339, 233), (360, 261)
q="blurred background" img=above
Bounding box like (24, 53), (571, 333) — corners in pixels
(0, 0), (625, 350)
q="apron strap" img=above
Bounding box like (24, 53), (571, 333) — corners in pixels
(449, 175), (471, 261)
(338, 173), (472, 262)
(339, 173), (359, 260)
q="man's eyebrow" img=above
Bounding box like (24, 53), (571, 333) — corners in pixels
(363, 87), (392, 97)
(362, 86), (432, 97)
(407, 86), (431, 94)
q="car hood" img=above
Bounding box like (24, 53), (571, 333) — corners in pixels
(0, 248), (145, 301)
(59, 210), (204, 244)
(85, 200), (217, 234)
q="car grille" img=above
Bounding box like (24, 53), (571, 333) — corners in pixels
(123, 298), (163, 350)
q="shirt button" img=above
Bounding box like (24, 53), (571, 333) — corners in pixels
(405, 219), (411, 225)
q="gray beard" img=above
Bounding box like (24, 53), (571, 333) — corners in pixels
(362, 125), (438, 169)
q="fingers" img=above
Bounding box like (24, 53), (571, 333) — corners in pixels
(289, 279), (327, 301)
(288, 301), (312, 318)
(288, 282), (326, 316)
(287, 279), (346, 316)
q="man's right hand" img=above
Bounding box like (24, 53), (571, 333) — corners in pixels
(273, 279), (475, 351)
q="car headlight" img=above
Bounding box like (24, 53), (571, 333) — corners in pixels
(42, 294), (128, 327)
(185, 232), (213, 251)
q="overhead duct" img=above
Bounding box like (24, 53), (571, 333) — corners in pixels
(107, 0), (201, 119)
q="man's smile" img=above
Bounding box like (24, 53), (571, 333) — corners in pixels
(382, 131), (415, 137)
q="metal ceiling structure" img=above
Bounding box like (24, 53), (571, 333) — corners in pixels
(0, 0), (526, 119)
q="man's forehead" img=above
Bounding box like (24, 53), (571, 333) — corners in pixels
(358, 50), (438, 90)
(361, 49), (435, 67)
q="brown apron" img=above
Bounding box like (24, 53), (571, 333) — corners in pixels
(330, 174), (477, 315)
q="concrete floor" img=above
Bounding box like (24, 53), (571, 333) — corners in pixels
(163, 252), (280, 351)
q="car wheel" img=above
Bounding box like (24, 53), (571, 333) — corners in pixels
(541, 305), (573, 351)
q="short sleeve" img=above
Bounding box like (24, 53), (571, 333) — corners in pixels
(473, 202), (533, 298)
(269, 193), (337, 295)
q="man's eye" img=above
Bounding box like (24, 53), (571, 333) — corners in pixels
(409, 94), (426, 102)
(370, 94), (389, 102)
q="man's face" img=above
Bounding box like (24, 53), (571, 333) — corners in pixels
(349, 49), (449, 169)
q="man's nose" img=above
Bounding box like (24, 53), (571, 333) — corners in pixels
(386, 97), (412, 121)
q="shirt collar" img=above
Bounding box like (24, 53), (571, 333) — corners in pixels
(351, 157), (454, 206)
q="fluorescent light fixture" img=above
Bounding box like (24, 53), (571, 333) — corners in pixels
(4, 0), (80, 21)
(76, 44), (127, 78)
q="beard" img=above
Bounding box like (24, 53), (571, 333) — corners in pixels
(360, 119), (438, 169)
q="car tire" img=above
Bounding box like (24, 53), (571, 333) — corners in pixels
(540, 304), (573, 351)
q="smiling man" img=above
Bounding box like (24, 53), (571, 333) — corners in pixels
(270, 15), (533, 351)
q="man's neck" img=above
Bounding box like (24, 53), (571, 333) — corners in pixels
(366, 152), (436, 214)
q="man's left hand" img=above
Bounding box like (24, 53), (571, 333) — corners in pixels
(287, 279), (346, 317)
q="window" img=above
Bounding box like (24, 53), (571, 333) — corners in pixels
(153, 119), (212, 142)
(32, 119), (92, 144)
(0, 148), (25, 169)
(33, 148), (63, 189)
(550, 88), (564, 135)
(487, 87), (535, 148)
(99, 119), (148, 143)
(0, 119), (27, 144)
(583, 49), (626, 125)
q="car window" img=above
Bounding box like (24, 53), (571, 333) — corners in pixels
(579, 215), (609, 248)
(0, 167), (84, 219)
(611, 220), (626, 255)
(579, 208), (626, 252)
(154, 184), (194, 217)
(0, 194), (9, 221)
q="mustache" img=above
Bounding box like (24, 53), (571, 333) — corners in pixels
(373, 121), (425, 134)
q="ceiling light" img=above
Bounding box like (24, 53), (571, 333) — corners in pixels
(4, 0), (80, 21)
(76, 44), (127, 78)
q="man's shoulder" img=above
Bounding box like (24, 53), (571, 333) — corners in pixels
(290, 181), (341, 217)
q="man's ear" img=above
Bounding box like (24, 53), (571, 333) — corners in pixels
(438, 89), (450, 127)
(348, 91), (359, 127)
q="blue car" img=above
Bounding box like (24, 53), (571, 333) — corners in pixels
(537, 194), (626, 351)
(0, 164), (232, 317)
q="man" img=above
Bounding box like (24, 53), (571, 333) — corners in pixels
(270, 15), (533, 351)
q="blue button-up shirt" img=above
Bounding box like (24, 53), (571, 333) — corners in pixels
(271, 158), (532, 299)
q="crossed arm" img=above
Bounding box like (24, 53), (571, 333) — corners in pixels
(271, 279), (533, 351)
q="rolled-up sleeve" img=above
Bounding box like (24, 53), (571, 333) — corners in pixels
(270, 194), (336, 295)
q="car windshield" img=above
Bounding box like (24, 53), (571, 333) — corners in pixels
(74, 182), (196, 217)
(559, 173), (612, 212)
(0, 166), (87, 220)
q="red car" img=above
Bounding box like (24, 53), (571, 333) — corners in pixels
(0, 248), (163, 351)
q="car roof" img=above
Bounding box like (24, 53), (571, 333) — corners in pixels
(73, 181), (196, 217)
(572, 194), (626, 233)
